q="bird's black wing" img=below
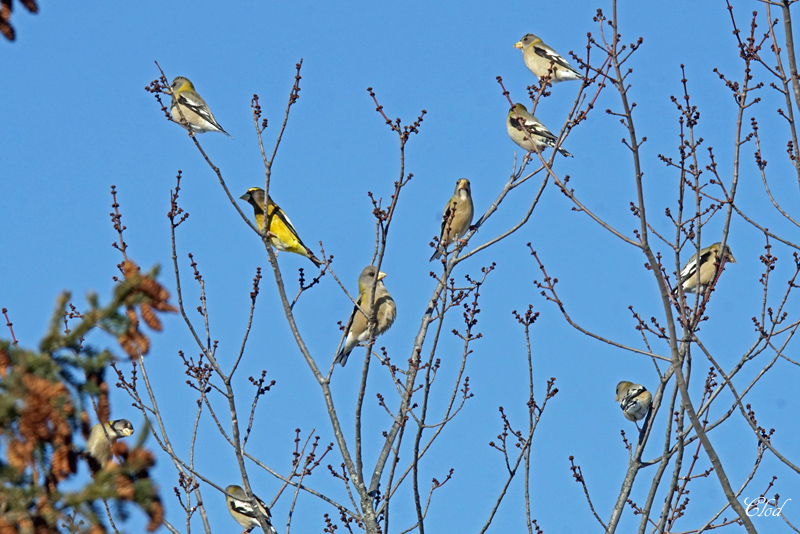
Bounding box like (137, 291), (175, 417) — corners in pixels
(512, 115), (557, 143)
(622, 385), (646, 411)
(229, 497), (272, 519)
(680, 248), (715, 280)
(532, 45), (580, 74)
(334, 294), (363, 365)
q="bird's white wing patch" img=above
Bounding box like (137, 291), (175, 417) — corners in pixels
(680, 250), (709, 279)
(535, 45), (573, 70)
(523, 118), (555, 141)
(230, 499), (258, 518)
(179, 93), (215, 121)
(623, 385), (645, 408)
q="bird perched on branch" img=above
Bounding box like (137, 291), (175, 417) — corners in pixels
(430, 178), (474, 261)
(678, 242), (736, 294)
(615, 381), (652, 430)
(169, 76), (233, 138)
(240, 187), (323, 268)
(514, 33), (583, 83)
(224, 485), (278, 534)
(84, 419), (134, 472)
(335, 266), (396, 367)
(507, 103), (573, 157)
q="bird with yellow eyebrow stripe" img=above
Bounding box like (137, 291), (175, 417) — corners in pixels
(514, 33), (583, 83)
(240, 188), (323, 268)
(430, 178), (474, 261)
(335, 266), (396, 367)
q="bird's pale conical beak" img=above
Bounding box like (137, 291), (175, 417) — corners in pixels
(514, 41), (523, 49)
(377, 271), (387, 281)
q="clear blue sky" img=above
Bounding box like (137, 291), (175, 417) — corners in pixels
(2, 0), (799, 532)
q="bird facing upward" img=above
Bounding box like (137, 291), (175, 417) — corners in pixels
(430, 178), (474, 261)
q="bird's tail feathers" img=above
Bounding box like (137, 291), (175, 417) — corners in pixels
(334, 349), (350, 367)
(562, 70), (584, 82)
(307, 252), (324, 268)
